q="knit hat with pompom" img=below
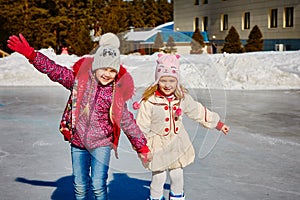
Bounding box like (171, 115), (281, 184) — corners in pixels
(92, 33), (120, 72)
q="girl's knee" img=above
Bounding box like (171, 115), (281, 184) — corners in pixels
(74, 183), (90, 198)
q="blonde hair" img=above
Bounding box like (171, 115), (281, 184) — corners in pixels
(142, 84), (188, 101)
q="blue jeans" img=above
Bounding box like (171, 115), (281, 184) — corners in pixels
(71, 145), (111, 200)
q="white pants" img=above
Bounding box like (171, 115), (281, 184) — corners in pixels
(150, 168), (184, 199)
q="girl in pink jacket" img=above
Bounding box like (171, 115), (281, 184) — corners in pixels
(7, 33), (151, 200)
(134, 54), (230, 200)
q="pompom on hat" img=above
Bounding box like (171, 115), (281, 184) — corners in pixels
(92, 33), (120, 72)
(99, 32), (120, 48)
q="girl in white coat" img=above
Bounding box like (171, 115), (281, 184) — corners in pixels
(134, 54), (230, 200)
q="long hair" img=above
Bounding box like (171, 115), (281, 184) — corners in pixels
(142, 84), (188, 101)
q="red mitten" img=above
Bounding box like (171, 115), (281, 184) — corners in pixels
(137, 145), (152, 163)
(216, 121), (224, 131)
(7, 33), (36, 61)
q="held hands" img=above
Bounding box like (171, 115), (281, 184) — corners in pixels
(137, 145), (152, 164)
(139, 151), (153, 164)
(7, 33), (36, 60)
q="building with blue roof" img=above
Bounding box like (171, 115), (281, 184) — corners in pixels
(124, 22), (209, 55)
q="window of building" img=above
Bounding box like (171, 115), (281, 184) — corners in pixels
(194, 17), (199, 30)
(269, 9), (278, 28)
(243, 12), (250, 30)
(221, 14), (228, 31)
(194, 0), (199, 5)
(284, 7), (294, 28)
(202, 0), (208, 4)
(202, 16), (208, 31)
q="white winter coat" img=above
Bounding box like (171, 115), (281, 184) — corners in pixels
(136, 92), (221, 171)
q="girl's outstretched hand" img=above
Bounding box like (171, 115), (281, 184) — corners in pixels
(7, 33), (36, 60)
(221, 125), (230, 135)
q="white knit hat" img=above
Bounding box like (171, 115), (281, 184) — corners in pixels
(92, 33), (120, 72)
(99, 32), (120, 48)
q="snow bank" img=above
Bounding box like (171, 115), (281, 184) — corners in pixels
(0, 49), (299, 90)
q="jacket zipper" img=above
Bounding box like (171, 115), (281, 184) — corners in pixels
(84, 84), (101, 146)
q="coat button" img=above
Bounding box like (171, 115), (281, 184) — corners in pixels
(174, 117), (178, 121)
(164, 106), (169, 110)
(165, 117), (169, 122)
(164, 128), (169, 132)
(175, 127), (179, 131)
(173, 106), (177, 110)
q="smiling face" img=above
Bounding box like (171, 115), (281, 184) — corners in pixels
(158, 76), (178, 96)
(95, 67), (117, 85)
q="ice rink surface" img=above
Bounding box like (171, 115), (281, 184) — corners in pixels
(0, 87), (299, 200)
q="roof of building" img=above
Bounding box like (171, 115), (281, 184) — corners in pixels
(124, 29), (159, 42)
(124, 22), (209, 43)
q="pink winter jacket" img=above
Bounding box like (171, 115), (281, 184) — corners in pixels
(31, 52), (147, 151)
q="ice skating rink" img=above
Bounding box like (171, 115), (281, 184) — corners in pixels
(0, 87), (299, 200)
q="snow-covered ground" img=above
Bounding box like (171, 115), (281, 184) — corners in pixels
(0, 49), (299, 90)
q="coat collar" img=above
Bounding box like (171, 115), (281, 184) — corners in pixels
(148, 90), (179, 105)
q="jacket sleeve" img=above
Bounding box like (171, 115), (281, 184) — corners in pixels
(136, 100), (152, 137)
(182, 94), (221, 129)
(120, 103), (148, 151)
(30, 52), (75, 90)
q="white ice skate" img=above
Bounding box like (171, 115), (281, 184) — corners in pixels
(148, 195), (165, 200)
(169, 191), (185, 200)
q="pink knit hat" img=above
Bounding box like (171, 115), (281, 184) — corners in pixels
(154, 54), (180, 84)
(132, 54), (181, 110)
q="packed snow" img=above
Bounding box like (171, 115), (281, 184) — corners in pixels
(0, 48), (299, 90)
